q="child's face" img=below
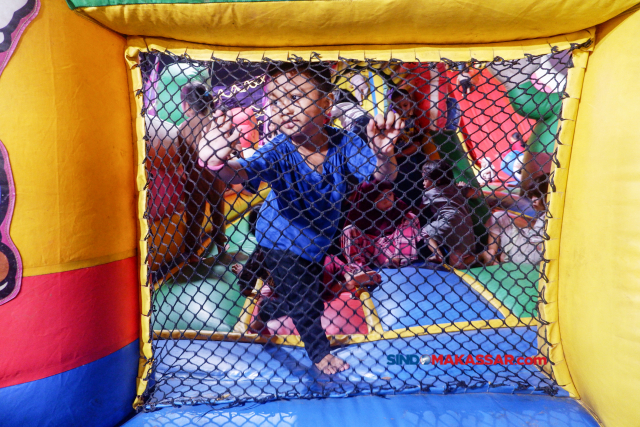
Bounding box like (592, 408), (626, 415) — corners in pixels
(423, 178), (434, 190)
(375, 189), (395, 210)
(392, 97), (413, 118)
(532, 197), (545, 212)
(265, 72), (332, 143)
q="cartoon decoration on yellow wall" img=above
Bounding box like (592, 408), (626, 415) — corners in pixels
(0, 0), (37, 304)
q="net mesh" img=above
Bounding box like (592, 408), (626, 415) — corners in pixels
(138, 46), (579, 410)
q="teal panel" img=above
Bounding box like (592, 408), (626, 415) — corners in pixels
(156, 64), (209, 126)
(153, 216), (257, 332)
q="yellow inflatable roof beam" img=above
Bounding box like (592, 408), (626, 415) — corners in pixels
(69, 0), (639, 48)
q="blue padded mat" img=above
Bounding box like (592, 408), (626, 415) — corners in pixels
(371, 267), (504, 331)
(150, 327), (552, 405)
(124, 393), (598, 427)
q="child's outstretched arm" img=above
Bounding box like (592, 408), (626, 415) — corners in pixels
(197, 110), (249, 185)
(366, 111), (403, 182)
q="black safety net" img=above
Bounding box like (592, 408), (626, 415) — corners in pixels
(137, 46), (579, 410)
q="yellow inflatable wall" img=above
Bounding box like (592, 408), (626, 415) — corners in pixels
(0, 2), (140, 425)
(560, 8), (640, 427)
(0, 0), (136, 276)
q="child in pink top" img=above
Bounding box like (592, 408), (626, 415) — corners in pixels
(341, 181), (420, 276)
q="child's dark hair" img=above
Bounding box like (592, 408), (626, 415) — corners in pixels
(422, 160), (455, 187)
(266, 62), (335, 95)
(180, 82), (213, 116)
(390, 88), (412, 103)
(523, 172), (550, 200)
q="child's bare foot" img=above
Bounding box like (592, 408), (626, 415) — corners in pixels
(344, 270), (381, 291)
(391, 257), (409, 267)
(427, 253), (443, 264)
(231, 263), (243, 276)
(248, 318), (269, 335)
(315, 354), (350, 375)
(478, 251), (498, 266)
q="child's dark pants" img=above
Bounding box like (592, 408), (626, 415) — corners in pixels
(258, 248), (331, 364)
(237, 248), (267, 295)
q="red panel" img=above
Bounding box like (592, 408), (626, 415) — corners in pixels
(453, 68), (536, 183)
(0, 257), (139, 388)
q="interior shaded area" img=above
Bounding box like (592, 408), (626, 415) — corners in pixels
(142, 51), (570, 409)
(154, 260), (539, 335)
(153, 216), (256, 332)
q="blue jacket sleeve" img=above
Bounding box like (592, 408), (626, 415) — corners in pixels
(345, 133), (376, 183)
(236, 142), (279, 190)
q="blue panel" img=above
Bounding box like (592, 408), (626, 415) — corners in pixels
(124, 393), (599, 427)
(1, 340), (139, 427)
(150, 328), (554, 404)
(371, 267), (504, 330)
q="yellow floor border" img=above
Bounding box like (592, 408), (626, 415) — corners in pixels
(155, 315), (538, 348)
(450, 268), (515, 319)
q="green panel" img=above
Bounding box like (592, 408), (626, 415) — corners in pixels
(465, 263), (540, 318)
(506, 81), (561, 154)
(67, 0), (298, 10)
(153, 265), (245, 332)
(153, 216), (257, 331)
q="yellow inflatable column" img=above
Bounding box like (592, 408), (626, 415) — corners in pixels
(560, 9), (640, 427)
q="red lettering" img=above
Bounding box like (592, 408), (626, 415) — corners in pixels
(494, 355), (504, 365)
(525, 357), (533, 365)
(454, 355), (465, 365)
(505, 355), (514, 365)
(517, 357), (524, 365)
(465, 355), (475, 365)
(475, 355), (485, 365)
(444, 355), (454, 364)
(534, 357), (548, 365)
(432, 355), (444, 365)
(485, 355), (493, 365)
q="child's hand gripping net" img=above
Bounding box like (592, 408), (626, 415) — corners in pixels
(198, 110), (241, 169)
(366, 110), (404, 159)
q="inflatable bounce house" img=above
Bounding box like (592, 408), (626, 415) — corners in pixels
(2, 1), (640, 426)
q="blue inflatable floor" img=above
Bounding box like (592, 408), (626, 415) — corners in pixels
(124, 393), (598, 427)
(149, 267), (546, 405)
(371, 267), (505, 330)
(145, 266), (555, 425)
(150, 327), (553, 404)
